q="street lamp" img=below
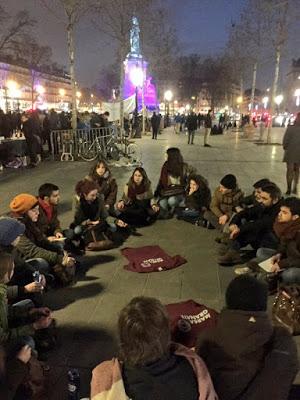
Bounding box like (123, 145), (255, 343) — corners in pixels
(164, 90), (173, 125)
(294, 89), (300, 107)
(76, 91), (82, 98)
(59, 88), (65, 97)
(275, 94), (283, 105)
(36, 85), (45, 95)
(237, 96), (243, 104)
(185, 104), (191, 111)
(262, 96), (269, 109)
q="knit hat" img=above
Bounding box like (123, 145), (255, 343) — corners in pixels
(220, 174), (237, 190)
(10, 194), (38, 215)
(0, 218), (25, 246)
(225, 275), (268, 312)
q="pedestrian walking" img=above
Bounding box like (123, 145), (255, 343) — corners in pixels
(151, 112), (160, 140)
(283, 112), (300, 195)
(186, 112), (198, 145)
(204, 109), (212, 147)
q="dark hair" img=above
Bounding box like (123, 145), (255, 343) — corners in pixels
(166, 147), (184, 177)
(118, 297), (170, 367)
(253, 178), (270, 189)
(104, 111), (110, 116)
(38, 183), (59, 199)
(75, 179), (99, 196)
(281, 197), (300, 216)
(0, 253), (14, 282)
(261, 184), (282, 201)
(89, 160), (110, 179)
(129, 167), (150, 188)
(189, 174), (209, 189)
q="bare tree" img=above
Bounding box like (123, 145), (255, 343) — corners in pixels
(40, 0), (91, 129)
(0, 7), (35, 56)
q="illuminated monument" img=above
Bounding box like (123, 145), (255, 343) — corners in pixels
(123, 17), (157, 111)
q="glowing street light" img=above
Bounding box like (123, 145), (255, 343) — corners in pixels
(36, 85), (45, 95)
(185, 104), (191, 111)
(164, 90), (173, 102)
(90, 93), (94, 99)
(262, 96), (269, 109)
(76, 91), (82, 98)
(275, 94), (283, 106)
(129, 65), (144, 87)
(59, 88), (65, 97)
(237, 96), (243, 104)
(295, 89), (300, 107)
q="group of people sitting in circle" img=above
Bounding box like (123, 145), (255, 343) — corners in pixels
(0, 145), (300, 399)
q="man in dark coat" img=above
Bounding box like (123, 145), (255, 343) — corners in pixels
(186, 112), (198, 145)
(196, 275), (298, 400)
(151, 112), (160, 140)
(204, 109), (212, 147)
(219, 184), (282, 265)
(21, 114), (40, 168)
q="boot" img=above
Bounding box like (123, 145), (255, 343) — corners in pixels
(218, 248), (242, 265)
(86, 239), (114, 251)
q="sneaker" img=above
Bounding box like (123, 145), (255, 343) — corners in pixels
(234, 266), (250, 275)
(204, 144), (211, 147)
(218, 249), (242, 265)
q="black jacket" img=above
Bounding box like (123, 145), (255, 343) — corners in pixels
(185, 187), (211, 211)
(186, 114), (198, 131)
(231, 200), (282, 236)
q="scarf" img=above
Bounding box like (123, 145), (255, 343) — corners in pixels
(273, 218), (300, 240)
(38, 198), (53, 223)
(80, 196), (99, 221)
(127, 182), (148, 201)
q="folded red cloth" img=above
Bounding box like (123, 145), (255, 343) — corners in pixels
(121, 245), (186, 273)
(166, 300), (219, 348)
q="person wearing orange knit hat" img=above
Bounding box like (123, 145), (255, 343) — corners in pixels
(9, 193), (75, 285)
(10, 194), (38, 216)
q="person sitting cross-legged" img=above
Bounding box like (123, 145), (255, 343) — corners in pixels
(175, 174), (211, 224)
(91, 296), (218, 400)
(237, 197), (300, 282)
(203, 174), (243, 230)
(196, 275), (299, 400)
(219, 183), (282, 265)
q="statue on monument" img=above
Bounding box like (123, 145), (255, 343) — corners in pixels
(129, 16), (141, 57)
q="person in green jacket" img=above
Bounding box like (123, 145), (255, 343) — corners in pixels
(0, 253), (52, 345)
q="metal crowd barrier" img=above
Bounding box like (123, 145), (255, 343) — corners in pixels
(50, 127), (114, 161)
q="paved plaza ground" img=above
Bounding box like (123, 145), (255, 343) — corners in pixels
(0, 126), (298, 398)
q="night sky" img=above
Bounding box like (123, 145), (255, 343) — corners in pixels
(5, 0), (290, 90)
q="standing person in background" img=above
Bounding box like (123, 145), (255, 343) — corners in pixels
(151, 112), (160, 140)
(204, 109), (212, 148)
(283, 112), (300, 195)
(186, 111), (198, 145)
(21, 114), (40, 169)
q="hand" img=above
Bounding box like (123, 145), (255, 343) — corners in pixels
(33, 315), (52, 330)
(235, 206), (243, 213)
(116, 219), (128, 228)
(270, 262), (281, 273)
(29, 307), (51, 317)
(152, 204), (160, 213)
(66, 257), (75, 267)
(218, 215), (228, 225)
(89, 220), (99, 226)
(47, 236), (57, 242)
(230, 227), (240, 239)
(17, 345), (31, 364)
(117, 200), (125, 210)
(271, 253), (282, 265)
(55, 232), (64, 239)
(24, 282), (44, 293)
(105, 204), (110, 210)
(40, 274), (46, 288)
(189, 188), (196, 196)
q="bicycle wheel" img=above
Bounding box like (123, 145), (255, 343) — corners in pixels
(107, 144), (120, 161)
(79, 141), (98, 161)
(127, 143), (142, 165)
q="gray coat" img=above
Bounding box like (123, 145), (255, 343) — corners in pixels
(283, 125), (300, 163)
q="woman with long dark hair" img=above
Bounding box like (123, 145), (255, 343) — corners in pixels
(116, 167), (159, 226)
(87, 160), (118, 213)
(283, 112), (300, 195)
(155, 147), (196, 216)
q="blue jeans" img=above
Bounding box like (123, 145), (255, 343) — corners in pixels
(159, 195), (185, 212)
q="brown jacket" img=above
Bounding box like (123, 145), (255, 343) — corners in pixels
(210, 187), (243, 218)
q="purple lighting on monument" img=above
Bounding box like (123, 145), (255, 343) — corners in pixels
(123, 59), (158, 111)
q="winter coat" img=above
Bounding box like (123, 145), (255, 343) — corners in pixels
(0, 283), (34, 344)
(86, 172), (118, 208)
(210, 188), (243, 218)
(196, 309), (298, 400)
(185, 187), (211, 211)
(273, 218), (300, 269)
(231, 200), (282, 237)
(122, 183), (154, 205)
(91, 343), (218, 400)
(204, 114), (212, 129)
(13, 216), (63, 266)
(283, 125), (300, 163)
(0, 355), (28, 400)
(72, 195), (108, 227)
(37, 199), (62, 237)
(186, 114), (198, 131)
